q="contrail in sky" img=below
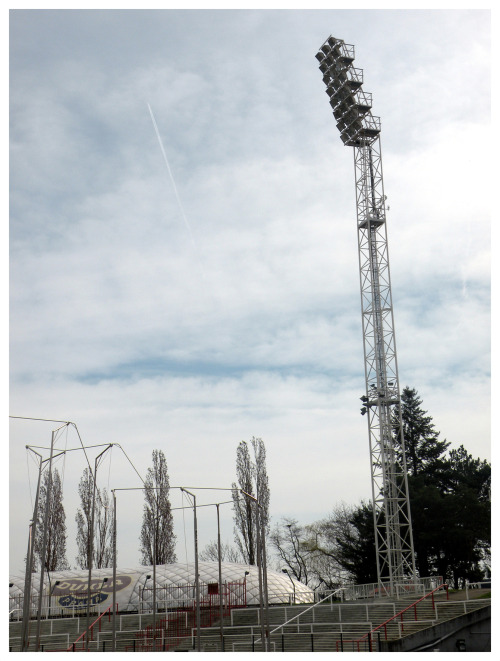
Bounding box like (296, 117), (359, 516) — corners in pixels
(147, 103), (198, 254)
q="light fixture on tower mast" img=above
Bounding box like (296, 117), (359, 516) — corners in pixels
(315, 36), (416, 593)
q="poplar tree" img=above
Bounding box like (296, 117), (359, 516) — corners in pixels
(231, 437), (270, 565)
(139, 449), (176, 565)
(75, 467), (114, 569)
(34, 468), (69, 572)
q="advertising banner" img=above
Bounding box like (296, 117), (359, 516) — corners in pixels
(52, 573), (138, 613)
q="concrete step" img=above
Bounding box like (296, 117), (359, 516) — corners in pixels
(10, 597), (491, 652)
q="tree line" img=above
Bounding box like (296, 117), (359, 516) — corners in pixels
(30, 438), (269, 573)
(29, 390), (490, 592)
(31, 447), (177, 572)
(269, 388), (490, 590)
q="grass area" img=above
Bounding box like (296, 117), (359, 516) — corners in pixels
(475, 591), (491, 599)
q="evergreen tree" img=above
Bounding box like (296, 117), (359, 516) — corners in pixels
(395, 387), (450, 477)
(231, 437), (270, 565)
(34, 468), (69, 572)
(334, 501), (377, 584)
(390, 387), (450, 577)
(140, 449), (176, 565)
(434, 446), (490, 588)
(392, 387), (490, 586)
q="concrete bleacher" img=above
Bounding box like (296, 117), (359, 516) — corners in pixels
(9, 591), (491, 652)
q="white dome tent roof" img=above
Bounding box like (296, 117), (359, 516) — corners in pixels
(9, 562), (313, 615)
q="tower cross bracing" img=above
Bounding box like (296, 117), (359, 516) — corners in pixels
(315, 36), (416, 592)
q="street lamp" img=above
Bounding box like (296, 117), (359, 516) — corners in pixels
(282, 569), (296, 605)
(142, 575), (151, 612)
(46, 574), (61, 619)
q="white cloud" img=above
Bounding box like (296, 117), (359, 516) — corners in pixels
(9, 9), (490, 575)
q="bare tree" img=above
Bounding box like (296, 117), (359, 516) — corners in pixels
(302, 503), (364, 588)
(75, 468), (114, 569)
(199, 540), (242, 563)
(269, 506), (355, 590)
(94, 488), (114, 569)
(34, 468), (69, 572)
(270, 517), (312, 586)
(231, 437), (270, 565)
(140, 449), (176, 565)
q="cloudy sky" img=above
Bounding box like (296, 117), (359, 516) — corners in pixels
(9, 9), (490, 576)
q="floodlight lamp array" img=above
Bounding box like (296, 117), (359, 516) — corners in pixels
(316, 36), (381, 147)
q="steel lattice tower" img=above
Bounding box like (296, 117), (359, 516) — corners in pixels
(315, 36), (416, 593)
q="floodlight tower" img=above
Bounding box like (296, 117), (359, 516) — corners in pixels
(315, 36), (416, 593)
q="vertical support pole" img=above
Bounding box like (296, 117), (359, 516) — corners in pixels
(153, 513), (157, 651)
(260, 510), (271, 651)
(216, 504), (224, 651)
(255, 502), (266, 651)
(86, 444), (112, 651)
(181, 488), (200, 652)
(22, 449), (43, 651)
(21, 524), (33, 651)
(193, 495), (201, 652)
(112, 490), (117, 652)
(353, 139), (416, 590)
(35, 430), (56, 650)
(86, 458), (99, 651)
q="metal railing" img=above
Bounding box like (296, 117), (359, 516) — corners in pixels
(340, 575), (443, 601)
(64, 604), (115, 652)
(344, 583), (449, 651)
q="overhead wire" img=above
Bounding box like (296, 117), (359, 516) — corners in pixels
(9, 417), (93, 476)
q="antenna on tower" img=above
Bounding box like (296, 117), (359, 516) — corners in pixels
(315, 36), (416, 595)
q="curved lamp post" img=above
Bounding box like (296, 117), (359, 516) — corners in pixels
(282, 569), (296, 605)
